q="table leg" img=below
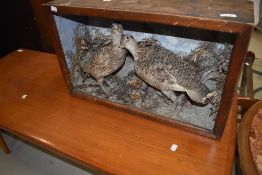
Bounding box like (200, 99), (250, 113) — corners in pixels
(0, 133), (10, 154)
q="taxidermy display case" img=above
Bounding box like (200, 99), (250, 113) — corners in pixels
(44, 0), (253, 139)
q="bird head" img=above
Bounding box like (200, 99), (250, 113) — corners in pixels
(120, 35), (137, 50)
(111, 23), (123, 35)
(111, 23), (124, 46)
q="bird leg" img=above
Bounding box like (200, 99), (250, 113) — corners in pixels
(82, 73), (89, 83)
(140, 86), (150, 108)
(97, 78), (110, 94)
(104, 80), (113, 88)
(176, 93), (188, 106)
(174, 93), (188, 116)
(162, 91), (177, 104)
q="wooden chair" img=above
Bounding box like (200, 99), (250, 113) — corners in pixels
(236, 51), (260, 174)
(239, 51), (256, 99)
(0, 133), (10, 154)
(238, 51), (259, 117)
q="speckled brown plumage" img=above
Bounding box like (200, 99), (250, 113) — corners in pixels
(82, 23), (127, 93)
(121, 35), (214, 104)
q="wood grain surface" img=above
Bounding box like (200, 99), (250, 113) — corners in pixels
(0, 50), (237, 175)
(46, 0), (253, 23)
(238, 101), (262, 175)
(44, 0), (253, 33)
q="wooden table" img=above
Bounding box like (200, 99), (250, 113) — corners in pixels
(0, 50), (237, 175)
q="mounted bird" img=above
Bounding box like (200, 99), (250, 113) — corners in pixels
(81, 23), (127, 93)
(120, 35), (215, 104)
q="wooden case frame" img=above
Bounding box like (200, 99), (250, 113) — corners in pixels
(44, 0), (254, 139)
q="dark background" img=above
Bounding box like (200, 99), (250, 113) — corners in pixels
(0, 0), (52, 58)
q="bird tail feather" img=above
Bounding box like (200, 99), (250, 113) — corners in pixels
(185, 83), (210, 104)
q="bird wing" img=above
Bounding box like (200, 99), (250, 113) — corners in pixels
(92, 39), (111, 50)
(135, 45), (183, 91)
